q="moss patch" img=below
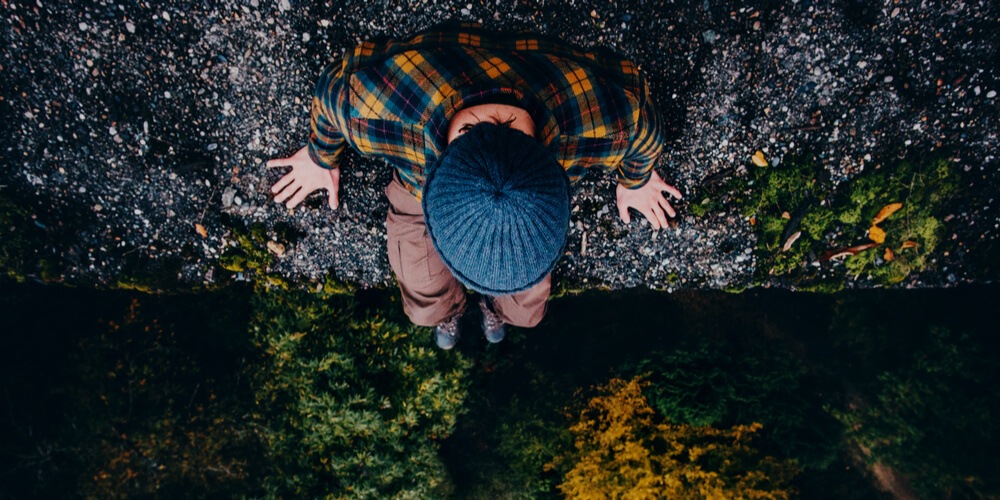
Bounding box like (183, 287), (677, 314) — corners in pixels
(717, 154), (958, 289)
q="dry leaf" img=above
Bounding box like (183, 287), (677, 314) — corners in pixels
(872, 202), (903, 224)
(900, 240), (919, 250)
(782, 231), (802, 252)
(781, 211), (791, 219)
(267, 240), (286, 257)
(884, 247), (894, 262)
(821, 242), (878, 261)
(751, 150), (769, 167)
(868, 225), (886, 244)
(749, 215), (757, 226)
(195, 223), (207, 238)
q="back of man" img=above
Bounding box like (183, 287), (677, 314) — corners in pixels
(268, 22), (682, 348)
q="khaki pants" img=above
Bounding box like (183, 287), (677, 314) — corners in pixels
(384, 177), (551, 328)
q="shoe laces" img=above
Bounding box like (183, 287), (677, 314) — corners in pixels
(480, 297), (502, 331)
(438, 311), (461, 336)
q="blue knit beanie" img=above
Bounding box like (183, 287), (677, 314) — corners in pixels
(423, 123), (570, 296)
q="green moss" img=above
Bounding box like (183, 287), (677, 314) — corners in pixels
(549, 275), (610, 300)
(217, 222), (276, 287)
(113, 279), (157, 294)
(0, 194), (51, 282)
(320, 276), (356, 297)
(726, 154), (958, 290)
(690, 199), (709, 218)
(218, 254), (247, 273)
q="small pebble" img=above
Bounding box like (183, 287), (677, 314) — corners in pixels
(987, 90), (997, 99)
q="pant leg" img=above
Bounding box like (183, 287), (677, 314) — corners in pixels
(491, 273), (552, 328)
(384, 177), (466, 326)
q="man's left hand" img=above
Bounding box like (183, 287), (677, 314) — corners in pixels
(615, 170), (683, 230)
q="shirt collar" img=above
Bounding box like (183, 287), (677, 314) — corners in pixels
(425, 85), (560, 159)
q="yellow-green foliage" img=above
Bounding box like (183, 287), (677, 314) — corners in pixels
(218, 223), (273, 274)
(0, 194), (48, 282)
(743, 156), (957, 289)
(552, 377), (799, 499)
(251, 288), (471, 498)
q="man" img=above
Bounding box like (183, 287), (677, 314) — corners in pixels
(268, 22), (682, 349)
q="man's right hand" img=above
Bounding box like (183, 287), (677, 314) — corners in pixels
(268, 146), (340, 210)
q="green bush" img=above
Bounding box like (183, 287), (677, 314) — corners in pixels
(832, 326), (1000, 498)
(631, 340), (841, 471)
(68, 297), (260, 498)
(250, 288), (471, 498)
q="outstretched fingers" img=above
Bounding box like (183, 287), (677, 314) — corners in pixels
(286, 187), (312, 209)
(657, 194), (677, 218)
(266, 157), (292, 168)
(618, 202), (631, 223)
(650, 203), (668, 229)
(328, 189), (338, 210)
(640, 206), (662, 230)
(271, 171), (296, 194)
(274, 183), (300, 204)
(662, 182), (683, 200)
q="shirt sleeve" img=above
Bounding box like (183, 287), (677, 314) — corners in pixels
(617, 81), (665, 189)
(307, 58), (349, 170)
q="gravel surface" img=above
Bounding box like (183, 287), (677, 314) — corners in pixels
(2, 0), (997, 290)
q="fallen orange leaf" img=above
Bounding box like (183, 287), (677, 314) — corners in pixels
(868, 225), (886, 244)
(884, 247), (894, 262)
(872, 202), (903, 224)
(901, 240), (919, 250)
(195, 223), (207, 238)
(749, 215), (757, 226)
(820, 242), (878, 261)
(751, 150), (769, 167)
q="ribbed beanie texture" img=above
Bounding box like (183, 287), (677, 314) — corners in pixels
(423, 123), (570, 296)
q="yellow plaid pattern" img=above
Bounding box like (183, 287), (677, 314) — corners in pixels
(307, 22), (665, 199)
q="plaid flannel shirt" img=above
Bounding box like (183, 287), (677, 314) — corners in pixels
(308, 22), (665, 200)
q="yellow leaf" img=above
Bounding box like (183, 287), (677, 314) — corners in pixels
(884, 247), (894, 262)
(872, 202), (903, 224)
(751, 150), (768, 167)
(901, 240), (919, 250)
(195, 223), (208, 238)
(868, 225), (886, 244)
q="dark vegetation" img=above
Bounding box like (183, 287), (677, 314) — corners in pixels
(1, 281), (997, 498)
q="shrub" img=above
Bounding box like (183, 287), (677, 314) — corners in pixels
(250, 288), (471, 498)
(552, 377), (799, 499)
(832, 326), (1000, 498)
